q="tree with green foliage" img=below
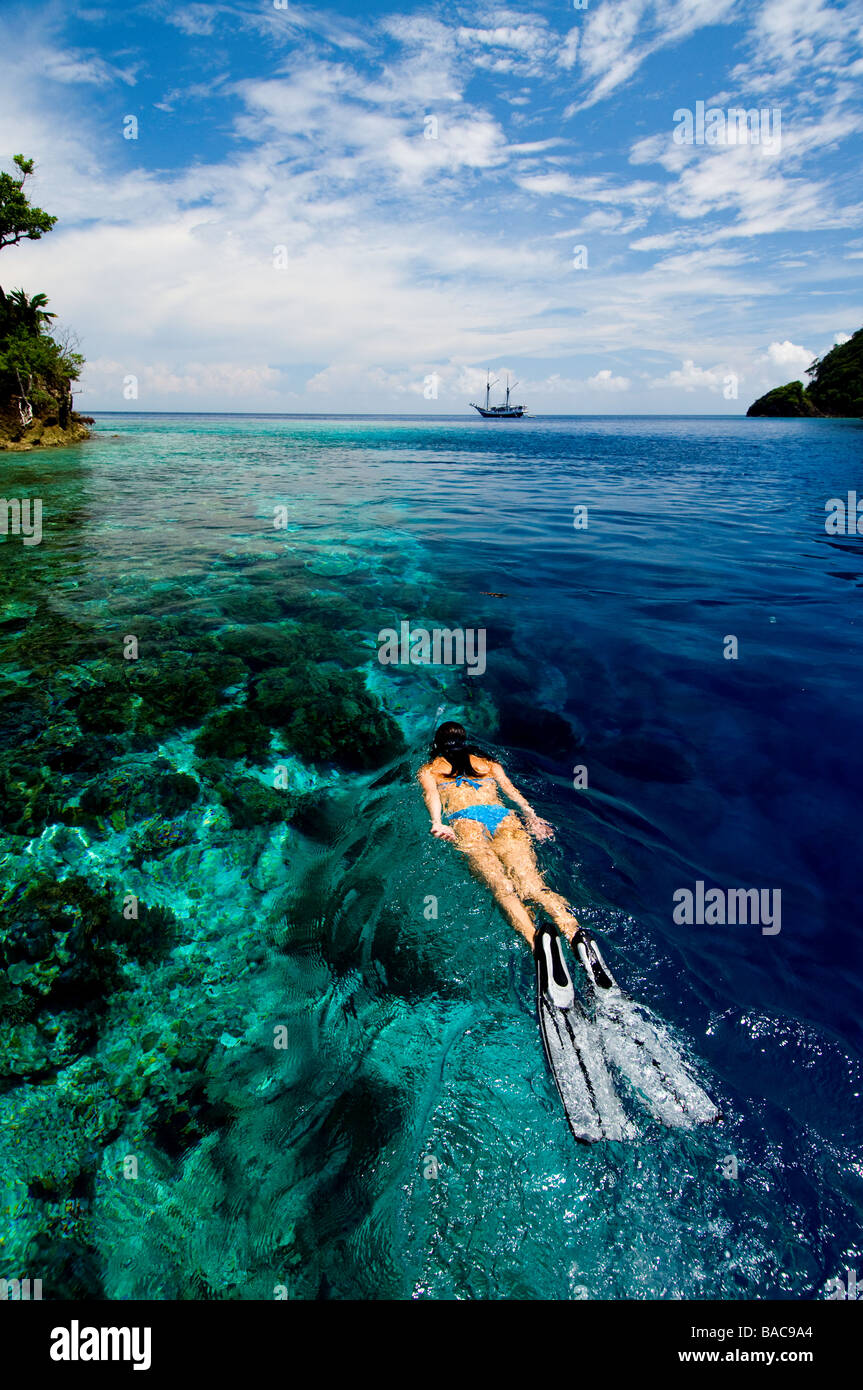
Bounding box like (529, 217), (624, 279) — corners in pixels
(0, 154), (85, 436)
(0, 288), (57, 335)
(806, 328), (863, 417)
(745, 380), (822, 417)
(0, 155), (57, 251)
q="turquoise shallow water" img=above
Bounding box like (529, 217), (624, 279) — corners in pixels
(1, 411), (862, 1299)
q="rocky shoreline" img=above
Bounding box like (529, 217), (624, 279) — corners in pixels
(0, 403), (92, 451)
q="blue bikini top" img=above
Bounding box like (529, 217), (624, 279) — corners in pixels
(436, 774), (493, 789)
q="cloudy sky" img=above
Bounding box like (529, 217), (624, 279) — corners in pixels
(1, 0), (861, 413)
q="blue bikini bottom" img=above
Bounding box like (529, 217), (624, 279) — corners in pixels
(445, 804), (511, 838)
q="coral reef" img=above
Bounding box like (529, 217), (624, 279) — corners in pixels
(0, 495), (422, 1299)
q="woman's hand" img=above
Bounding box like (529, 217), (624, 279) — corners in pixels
(430, 820), (456, 842)
(526, 813), (554, 841)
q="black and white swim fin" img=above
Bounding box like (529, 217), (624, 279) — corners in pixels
(534, 923), (635, 1144)
(594, 989), (720, 1129)
(570, 928), (720, 1129)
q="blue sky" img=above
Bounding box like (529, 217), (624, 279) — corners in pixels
(1, 0), (861, 412)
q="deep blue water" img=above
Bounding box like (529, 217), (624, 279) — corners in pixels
(1, 412), (861, 1300)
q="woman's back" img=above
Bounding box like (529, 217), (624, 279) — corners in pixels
(431, 752), (494, 783)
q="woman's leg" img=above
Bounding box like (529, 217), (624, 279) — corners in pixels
(451, 821), (537, 946)
(491, 822), (582, 941)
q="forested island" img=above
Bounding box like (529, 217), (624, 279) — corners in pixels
(747, 328), (863, 417)
(0, 155), (91, 450)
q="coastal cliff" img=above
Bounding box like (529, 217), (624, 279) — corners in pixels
(747, 327), (863, 417)
(0, 393), (92, 451)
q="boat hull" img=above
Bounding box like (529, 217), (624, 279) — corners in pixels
(470, 406), (526, 418)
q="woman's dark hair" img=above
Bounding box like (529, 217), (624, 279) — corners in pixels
(429, 721), (488, 778)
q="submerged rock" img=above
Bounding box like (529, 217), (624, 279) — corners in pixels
(216, 621), (366, 673)
(0, 688), (49, 750)
(208, 770), (296, 829)
(218, 590), (284, 624)
(9, 604), (106, 672)
(252, 662), (404, 770)
(130, 653), (247, 732)
(194, 707), (272, 762)
(274, 584), (368, 630)
(219, 776), (295, 830)
(289, 790), (355, 842)
(129, 818), (195, 863)
(68, 653), (247, 739)
(0, 873), (175, 1080)
(36, 714), (107, 776)
(75, 761), (200, 831)
(0, 757), (61, 836)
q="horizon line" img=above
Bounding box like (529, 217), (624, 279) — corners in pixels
(84, 409), (754, 418)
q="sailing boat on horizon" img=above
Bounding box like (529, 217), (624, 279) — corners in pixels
(470, 371), (526, 419)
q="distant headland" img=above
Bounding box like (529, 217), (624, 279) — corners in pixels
(0, 155), (91, 451)
(747, 327), (863, 418)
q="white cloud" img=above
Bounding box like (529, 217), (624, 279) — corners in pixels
(568, 0), (742, 113)
(385, 117), (510, 182)
(458, 25), (546, 54)
(629, 114), (863, 243)
(165, 5), (218, 38)
(732, 0), (861, 86)
(40, 51), (139, 85)
(629, 230), (690, 251)
(571, 0), (647, 111)
(161, 0), (369, 51)
(559, 27), (580, 70)
(305, 363), (422, 396)
(517, 173), (658, 208)
(588, 369), (631, 391)
(767, 340), (813, 368)
(653, 360), (734, 392)
(81, 358), (283, 403)
(231, 59), (512, 189)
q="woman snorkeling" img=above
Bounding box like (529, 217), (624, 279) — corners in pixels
(418, 722), (720, 1140)
(418, 721), (583, 951)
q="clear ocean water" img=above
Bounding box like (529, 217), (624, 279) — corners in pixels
(1, 411), (861, 1300)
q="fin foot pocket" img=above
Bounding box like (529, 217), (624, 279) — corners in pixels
(572, 929), (617, 991)
(534, 923), (575, 1009)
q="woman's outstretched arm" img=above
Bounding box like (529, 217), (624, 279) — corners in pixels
(489, 761), (554, 840)
(418, 765), (456, 840)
